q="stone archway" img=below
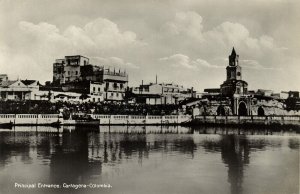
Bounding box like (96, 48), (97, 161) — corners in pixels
(217, 105), (226, 116)
(238, 102), (248, 116)
(257, 106), (265, 116)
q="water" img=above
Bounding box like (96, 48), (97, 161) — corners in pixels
(0, 126), (299, 194)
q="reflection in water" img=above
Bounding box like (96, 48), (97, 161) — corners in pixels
(220, 135), (249, 194)
(0, 126), (299, 194)
(202, 135), (251, 194)
(50, 131), (101, 183)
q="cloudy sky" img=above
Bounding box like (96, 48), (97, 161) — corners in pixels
(0, 0), (299, 92)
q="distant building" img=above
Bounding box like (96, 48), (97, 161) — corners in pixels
(279, 91), (289, 99)
(256, 89), (273, 97)
(204, 88), (220, 95)
(288, 91), (299, 98)
(195, 92), (205, 99)
(131, 82), (194, 105)
(0, 74), (8, 82)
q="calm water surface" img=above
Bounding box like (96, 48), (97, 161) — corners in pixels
(0, 126), (299, 194)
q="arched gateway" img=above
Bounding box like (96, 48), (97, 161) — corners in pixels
(257, 106), (265, 116)
(238, 102), (248, 116)
(217, 106), (226, 116)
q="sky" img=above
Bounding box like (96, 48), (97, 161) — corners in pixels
(0, 0), (299, 92)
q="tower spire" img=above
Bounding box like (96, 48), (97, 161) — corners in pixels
(231, 47), (236, 56)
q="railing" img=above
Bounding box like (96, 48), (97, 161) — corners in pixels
(0, 114), (62, 125)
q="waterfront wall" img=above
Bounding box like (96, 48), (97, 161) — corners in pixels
(92, 114), (191, 125)
(0, 114), (192, 126)
(0, 114), (62, 125)
(192, 115), (300, 126)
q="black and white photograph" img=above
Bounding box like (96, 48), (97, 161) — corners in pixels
(0, 0), (299, 194)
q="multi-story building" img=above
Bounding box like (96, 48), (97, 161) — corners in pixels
(103, 68), (128, 101)
(79, 65), (129, 101)
(131, 82), (194, 105)
(52, 55), (128, 102)
(53, 55), (89, 84)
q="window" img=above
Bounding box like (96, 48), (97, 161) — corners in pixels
(75, 71), (78, 75)
(116, 93), (119, 97)
(93, 87), (96, 91)
(98, 88), (100, 92)
(113, 83), (118, 89)
(110, 93), (113, 96)
(120, 83), (123, 89)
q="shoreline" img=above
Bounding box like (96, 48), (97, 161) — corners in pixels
(1, 114), (300, 128)
(187, 115), (300, 129)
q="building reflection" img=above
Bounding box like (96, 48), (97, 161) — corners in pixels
(288, 138), (300, 150)
(50, 130), (102, 183)
(221, 135), (249, 194)
(48, 127), (197, 182)
(0, 132), (32, 169)
(202, 135), (267, 194)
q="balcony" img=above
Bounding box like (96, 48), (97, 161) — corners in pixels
(106, 87), (125, 92)
(103, 73), (128, 82)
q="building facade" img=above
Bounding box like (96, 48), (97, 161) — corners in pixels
(0, 79), (41, 100)
(131, 82), (194, 105)
(103, 68), (128, 101)
(53, 55), (90, 85)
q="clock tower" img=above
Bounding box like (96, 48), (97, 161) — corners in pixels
(220, 48), (248, 97)
(226, 47), (242, 80)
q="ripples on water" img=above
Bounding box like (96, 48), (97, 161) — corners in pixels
(0, 126), (299, 194)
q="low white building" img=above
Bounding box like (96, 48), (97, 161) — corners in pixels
(132, 82), (194, 105)
(0, 79), (39, 100)
(49, 91), (103, 103)
(0, 77), (104, 103)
